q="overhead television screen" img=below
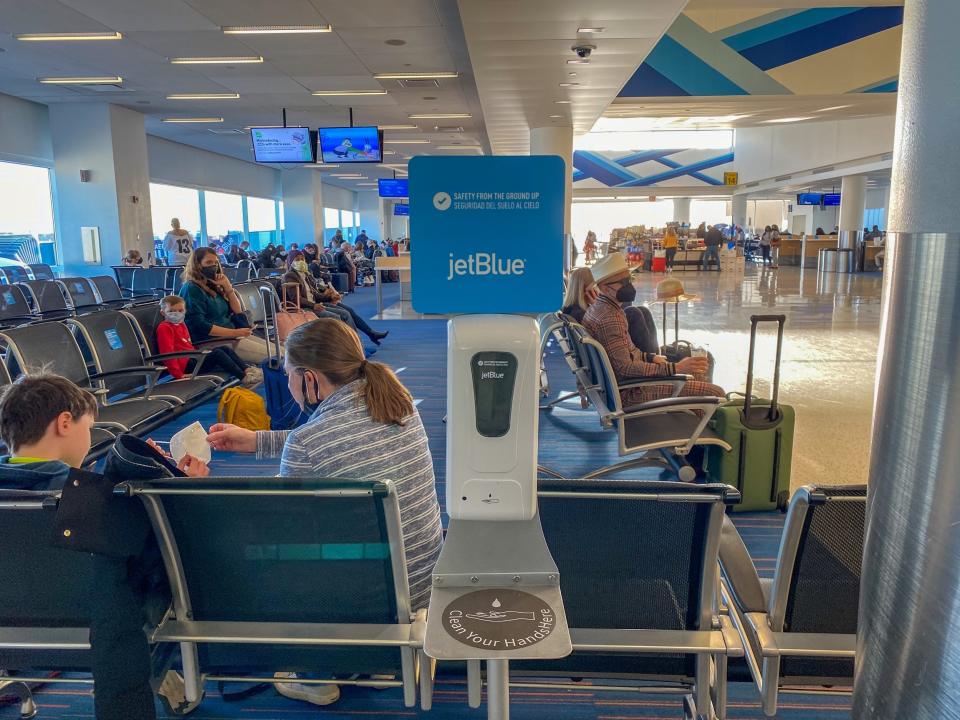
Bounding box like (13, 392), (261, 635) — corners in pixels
(796, 193), (823, 206)
(378, 178), (409, 198)
(822, 193), (841, 206)
(394, 203), (409, 216)
(250, 127), (314, 163)
(318, 126), (382, 163)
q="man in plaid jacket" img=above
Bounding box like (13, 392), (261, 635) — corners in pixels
(582, 253), (724, 408)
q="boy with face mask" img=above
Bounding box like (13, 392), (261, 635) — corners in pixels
(156, 296), (261, 387)
(582, 254), (724, 409)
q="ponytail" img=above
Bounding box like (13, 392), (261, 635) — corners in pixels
(360, 360), (414, 425)
(286, 318), (414, 426)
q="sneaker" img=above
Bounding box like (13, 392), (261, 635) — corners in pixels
(273, 673), (340, 706)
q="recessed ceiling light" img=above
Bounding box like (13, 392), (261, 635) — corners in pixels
(170, 56), (263, 64)
(577, 27), (605, 33)
(549, 114), (563, 119)
(386, 139), (431, 144)
(162, 117), (224, 123)
(763, 116), (815, 124)
(311, 89), (387, 96)
(567, 59), (589, 65)
(568, 72), (577, 77)
(222, 25), (331, 34)
(383, 150), (397, 155)
(330, 174), (363, 178)
(379, 124), (419, 130)
(816, 105), (854, 112)
(554, 100), (572, 104)
(408, 113), (470, 119)
(38, 76), (122, 84)
(167, 93), (240, 100)
(16, 31), (122, 41)
(385, 39), (406, 46)
(375, 71), (458, 80)
(558, 82), (580, 87)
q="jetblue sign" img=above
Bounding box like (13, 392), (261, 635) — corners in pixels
(410, 155), (564, 314)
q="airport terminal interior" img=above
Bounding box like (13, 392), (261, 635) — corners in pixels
(0, 1), (954, 719)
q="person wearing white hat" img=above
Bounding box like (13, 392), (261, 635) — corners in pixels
(583, 253), (723, 411)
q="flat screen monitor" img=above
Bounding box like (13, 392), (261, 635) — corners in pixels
(796, 193), (823, 206)
(250, 127), (314, 163)
(378, 178), (409, 198)
(394, 203), (409, 216)
(318, 126), (382, 163)
(822, 193), (841, 206)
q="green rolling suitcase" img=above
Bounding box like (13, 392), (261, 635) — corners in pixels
(707, 314), (794, 511)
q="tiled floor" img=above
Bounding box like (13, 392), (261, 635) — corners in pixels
(618, 264), (883, 490)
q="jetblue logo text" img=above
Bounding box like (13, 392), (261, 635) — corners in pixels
(447, 252), (526, 281)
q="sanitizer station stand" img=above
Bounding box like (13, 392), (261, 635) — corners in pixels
(410, 156), (571, 719)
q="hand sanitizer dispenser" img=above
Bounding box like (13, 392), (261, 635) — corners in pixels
(446, 314), (539, 521)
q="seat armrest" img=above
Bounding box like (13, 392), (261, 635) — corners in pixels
(720, 515), (768, 615)
(619, 374), (693, 389)
(193, 337), (238, 350)
(89, 366), (163, 381)
(745, 612), (779, 658)
(409, 609), (427, 647)
(623, 395), (722, 414)
(146, 351), (210, 363)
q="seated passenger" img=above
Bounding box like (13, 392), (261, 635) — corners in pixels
(122, 249), (145, 267)
(156, 295), (261, 387)
(563, 266), (661, 356)
(206, 319), (443, 707)
(0, 374), (208, 720)
(582, 254), (723, 407)
(179, 248), (269, 364)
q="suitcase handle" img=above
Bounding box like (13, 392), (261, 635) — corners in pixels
(744, 314), (786, 425)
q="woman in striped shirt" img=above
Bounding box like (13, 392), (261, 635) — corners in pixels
(207, 319), (443, 707)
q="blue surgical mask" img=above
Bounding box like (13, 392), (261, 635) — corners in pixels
(165, 310), (186, 324)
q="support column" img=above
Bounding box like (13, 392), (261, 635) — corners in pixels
(49, 103), (153, 275)
(281, 169), (324, 247)
(674, 197), (691, 225)
(530, 126), (572, 269)
(837, 174), (867, 251)
(855, 1), (960, 718)
(731, 194), (748, 231)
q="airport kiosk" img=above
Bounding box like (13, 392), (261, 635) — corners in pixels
(410, 155), (572, 720)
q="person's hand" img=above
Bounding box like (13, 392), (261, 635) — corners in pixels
(676, 356), (709, 375)
(232, 327), (252, 338)
(652, 355), (668, 364)
(206, 423), (258, 453)
(146, 438), (171, 458)
(315, 303), (325, 312)
(585, 285), (599, 304)
(211, 272), (233, 292)
(177, 454), (210, 477)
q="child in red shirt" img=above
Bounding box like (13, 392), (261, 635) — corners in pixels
(156, 296), (261, 387)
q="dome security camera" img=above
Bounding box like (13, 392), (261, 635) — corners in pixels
(572, 44), (596, 59)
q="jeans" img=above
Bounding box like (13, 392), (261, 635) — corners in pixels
(190, 346), (247, 381)
(701, 245), (720, 271)
(665, 247), (677, 268)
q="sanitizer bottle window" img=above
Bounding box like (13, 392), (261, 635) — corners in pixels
(470, 351), (518, 437)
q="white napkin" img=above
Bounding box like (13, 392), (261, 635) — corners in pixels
(169, 421), (211, 464)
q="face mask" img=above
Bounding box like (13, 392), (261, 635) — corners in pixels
(299, 372), (321, 416)
(201, 265), (220, 280)
(293, 261), (309, 274)
(165, 310), (185, 324)
(615, 281), (637, 303)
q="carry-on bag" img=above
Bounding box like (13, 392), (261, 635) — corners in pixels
(260, 289), (307, 430)
(706, 314), (794, 511)
(658, 301), (714, 382)
(275, 283), (314, 342)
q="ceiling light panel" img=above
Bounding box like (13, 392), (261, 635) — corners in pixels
(379, 124), (418, 130)
(167, 93), (240, 100)
(311, 90), (387, 96)
(408, 113), (471, 119)
(374, 72), (458, 80)
(38, 76), (122, 84)
(16, 32), (122, 41)
(222, 25), (331, 34)
(577, 27), (605, 33)
(162, 117), (224, 123)
(170, 56), (263, 64)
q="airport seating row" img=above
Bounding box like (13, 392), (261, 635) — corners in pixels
(538, 312), (730, 482)
(0, 475), (865, 719)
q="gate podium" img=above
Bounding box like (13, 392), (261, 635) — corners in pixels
(410, 156), (571, 719)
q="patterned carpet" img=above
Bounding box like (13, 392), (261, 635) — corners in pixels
(0, 282), (851, 719)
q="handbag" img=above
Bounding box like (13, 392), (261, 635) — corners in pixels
(276, 283), (315, 342)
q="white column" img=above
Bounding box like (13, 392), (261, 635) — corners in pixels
(731, 194), (748, 230)
(529, 126), (573, 236)
(379, 197), (391, 240)
(280, 169), (324, 246)
(673, 197), (691, 224)
(838, 174), (867, 231)
(49, 103), (154, 275)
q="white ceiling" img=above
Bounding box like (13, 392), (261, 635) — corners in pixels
(0, 0), (489, 188)
(456, 0), (688, 155)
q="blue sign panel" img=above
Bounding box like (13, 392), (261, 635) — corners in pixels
(410, 155), (564, 314)
(394, 203), (409, 216)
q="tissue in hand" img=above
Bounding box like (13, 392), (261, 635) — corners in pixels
(169, 421), (212, 464)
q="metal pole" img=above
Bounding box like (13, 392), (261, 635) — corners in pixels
(855, 1), (960, 717)
(486, 659), (510, 720)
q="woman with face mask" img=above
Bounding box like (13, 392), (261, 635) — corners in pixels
(178, 248), (269, 363)
(206, 319), (442, 705)
(284, 252), (388, 345)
